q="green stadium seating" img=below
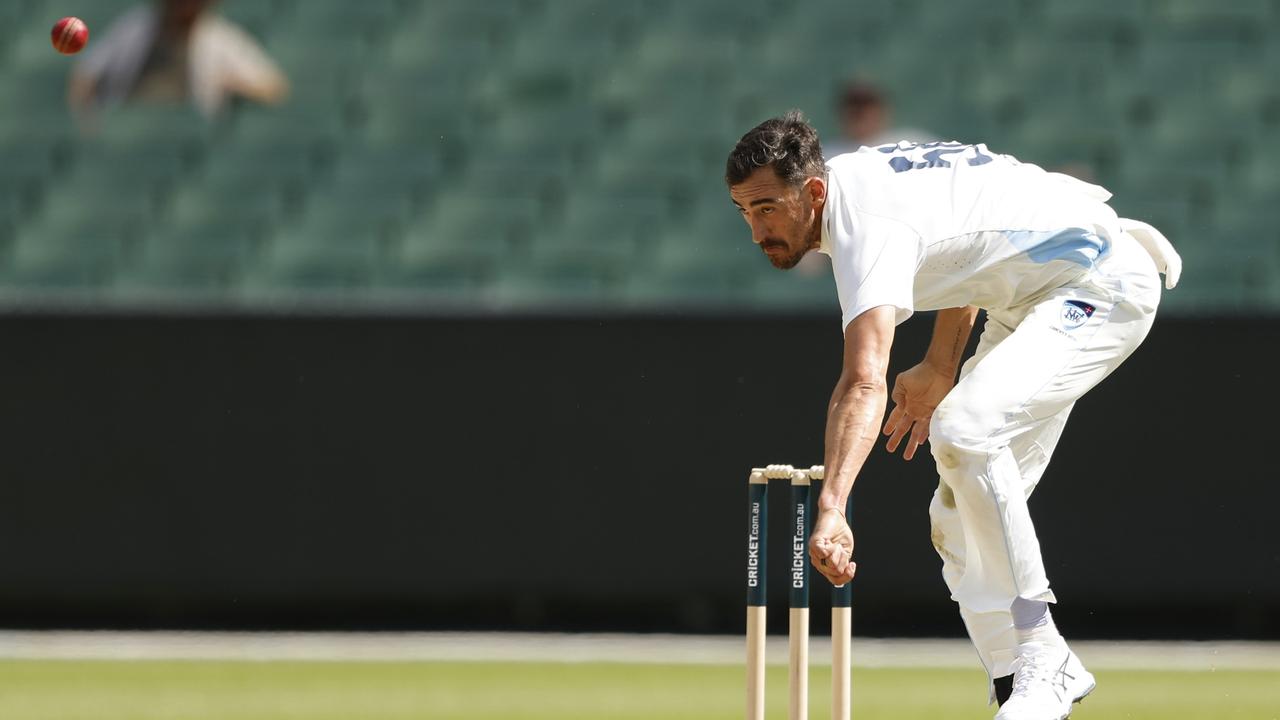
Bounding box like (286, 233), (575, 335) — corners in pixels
(650, 227), (761, 285)
(1, 247), (117, 290)
(117, 230), (252, 293)
(0, 139), (59, 208)
(1148, 0), (1270, 48)
(249, 232), (379, 291)
(397, 1), (525, 51)
(491, 252), (624, 306)
(623, 264), (748, 307)
(3, 212), (130, 291)
(198, 138), (330, 214)
(166, 179), (284, 232)
(750, 266), (838, 309)
(382, 239), (495, 294)
(413, 193), (541, 260)
(0, 0), (1270, 313)
(1161, 228), (1280, 314)
(533, 200), (651, 269)
(1039, 0), (1145, 27)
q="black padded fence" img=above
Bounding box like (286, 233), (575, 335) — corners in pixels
(0, 311), (1272, 638)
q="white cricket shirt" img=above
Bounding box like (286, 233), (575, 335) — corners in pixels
(820, 142), (1124, 329)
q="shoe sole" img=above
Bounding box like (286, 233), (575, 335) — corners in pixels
(1073, 681), (1096, 704)
(1060, 680), (1096, 719)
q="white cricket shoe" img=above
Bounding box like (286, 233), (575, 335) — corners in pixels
(994, 641), (1096, 720)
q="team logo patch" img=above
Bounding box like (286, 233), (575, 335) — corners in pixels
(1060, 300), (1095, 330)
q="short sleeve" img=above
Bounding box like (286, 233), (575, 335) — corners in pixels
(192, 19), (286, 115)
(828, 213), (920, 330)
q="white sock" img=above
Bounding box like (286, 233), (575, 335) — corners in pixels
(1011, 597), (1063, 647)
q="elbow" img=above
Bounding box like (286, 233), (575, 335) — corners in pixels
(849, 376), (880, 392)
(842, 360), (888, 395)
(847, 377), (886, 396)
(835, 374), (886, 398)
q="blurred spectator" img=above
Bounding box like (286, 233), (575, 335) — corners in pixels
(826, 81), (937, 156)
(68, 0), (288, 123)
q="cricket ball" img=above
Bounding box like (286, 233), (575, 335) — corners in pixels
(51, 17), (89, 55)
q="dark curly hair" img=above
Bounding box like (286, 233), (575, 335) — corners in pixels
(724, 110), (826, 187)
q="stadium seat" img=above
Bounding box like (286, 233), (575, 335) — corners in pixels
(381, 241), (496, 295)
(0, 141), (60, 216)
(1039, 0), (1145, 32)
(248, 234), (379, 292)
(117, 227), (256, 293)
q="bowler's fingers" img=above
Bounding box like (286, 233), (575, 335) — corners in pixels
(829, 560), (857, 586)
(839, 561), (857, 584)
(830, 542), (850, 569)
(885, 415), (912, 453)
(815, 565), (840, 585)
(903, 418), (931, 461)
(882, 403), (906, 437)
(815, 547), (857, 585)
(810, 537), (839, 572)
(884, 380), (907, 429)
(887, 412), (924, 454)
(809, 536), (835, 568)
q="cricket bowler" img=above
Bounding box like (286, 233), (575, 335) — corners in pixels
(725, 111), (1181, 719)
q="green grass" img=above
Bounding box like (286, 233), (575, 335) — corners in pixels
(0, 661), (1274, 719)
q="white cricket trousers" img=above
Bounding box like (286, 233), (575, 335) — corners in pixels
(927, 230), (1163, 684)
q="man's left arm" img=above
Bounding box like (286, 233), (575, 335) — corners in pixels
(882, 305), (980, 460)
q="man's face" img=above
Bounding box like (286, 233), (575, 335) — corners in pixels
(729, 167), (825, 270)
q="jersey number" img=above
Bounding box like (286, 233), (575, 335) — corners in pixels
(878, 141), (994, 173)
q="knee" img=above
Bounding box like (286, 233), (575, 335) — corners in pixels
(928, 481), (957, 518)
(930, 399), (1001, 457)
(929, 403), (1001, 497)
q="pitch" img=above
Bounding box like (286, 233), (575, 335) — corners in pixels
(0, 661), (1274, 719)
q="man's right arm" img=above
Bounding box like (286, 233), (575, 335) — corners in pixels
(819, 306), (897, 516)
(809, 305), (896, 586)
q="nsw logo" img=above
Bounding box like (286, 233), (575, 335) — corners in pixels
(1060, 300), (1095, 330)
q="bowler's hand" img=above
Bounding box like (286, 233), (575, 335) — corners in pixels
(882, 361), (955, 460)
(808, 508), (856, 586)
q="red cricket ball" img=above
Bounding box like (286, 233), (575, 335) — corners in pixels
(51, 17), (89, 55)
